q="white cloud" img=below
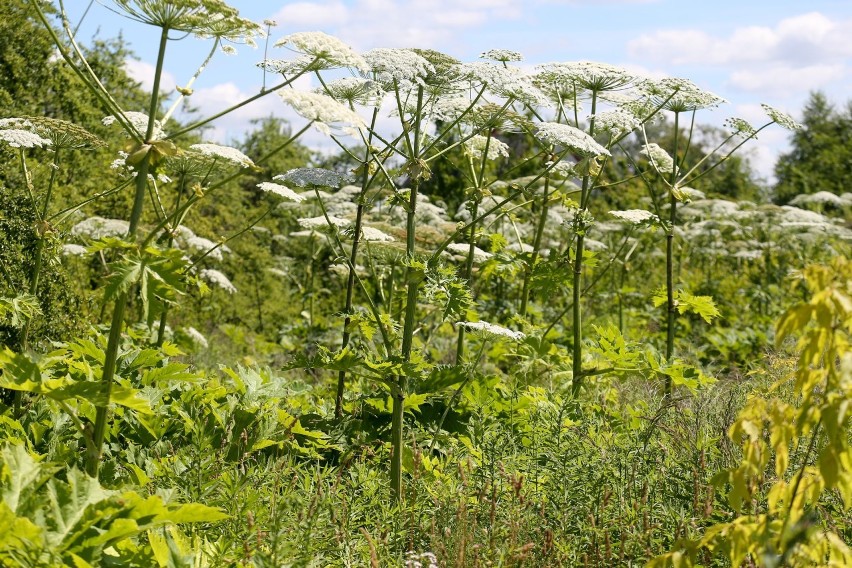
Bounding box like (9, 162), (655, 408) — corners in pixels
(728, 63), (844, 96)
(627, 12), (852, 67)
(124, 59), (177, 95)
(269, 0), (523, 51)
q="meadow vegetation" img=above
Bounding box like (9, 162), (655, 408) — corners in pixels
(0, 1), (850, 566)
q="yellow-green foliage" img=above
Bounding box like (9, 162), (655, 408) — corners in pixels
(651, 257), (852, 567)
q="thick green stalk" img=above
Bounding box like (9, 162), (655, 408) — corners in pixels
(335, 108), (379, 419)
(571, 93), (598, 397)
(519, 176), (550, 318)
(86, 27), (169, 478)
(664, 112), (681, 395)
(391, 86), (424, 501)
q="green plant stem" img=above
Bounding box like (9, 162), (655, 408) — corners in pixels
(571, 92), (598, 397)
(86, 26), (169, 479)
(665, 112), (680, 396)
(391, 85), (425, 502)
(335, 107), (379, 419)
(519, 176), (551, 318)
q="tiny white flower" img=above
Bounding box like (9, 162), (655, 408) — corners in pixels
(221, 44), (238, 55)
(184, 326), (209, 349)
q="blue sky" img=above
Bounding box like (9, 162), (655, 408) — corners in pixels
(65, 0), (852, 180)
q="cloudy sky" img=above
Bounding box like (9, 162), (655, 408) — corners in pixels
(66, 0), (852, 181)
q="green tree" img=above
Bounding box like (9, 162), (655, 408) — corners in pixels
(774, 91), (852, 204)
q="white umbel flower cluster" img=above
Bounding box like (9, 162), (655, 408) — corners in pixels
(277, 89), (366, 135)
(200, 268), (237, 294)
(459, 62), (549, 107)
(103, 111), (165, 140)
(189, 143), (255, 168)
(609, 209), (656, 224)
(640, 143), (676, 175)
(480, 49), (524, 62)
(459, 321), (525, 341)
(297, 215), (350, 229)
(275, 31), (368, 71)
(446, 243), (492, 263)
(536, 61), (634, 93)
(463, 134), (510, 161)
(276, 167), (354, 188)
(643, 77), (726, 112)
(363, 48), (435, 87)
(0, 127), (52, 149)
(71, 216), (130, 239)
(534, 122), (611, 157)
(594, 108), (641, 137)
(256, 182), (305, 202)
(358, 226), (395, 242)
(761, 104), (802, 131)
(184, 326), (209, 349)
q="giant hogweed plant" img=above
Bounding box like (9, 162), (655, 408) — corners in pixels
(4, 0), (796, 506)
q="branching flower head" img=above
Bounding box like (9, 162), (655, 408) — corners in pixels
(642, 77), (726, 112)
(463, 134), (510, 161)
(275, 31), (368, 72)
(459, 62), (550, 108)
(480, 49), (524, 63)
(277, 89), (366, 136)
(189, 143), (255, 168)
(594, 108), (641, 137)
(725, 117), (757, 138)
(103, 111), (165, 140)
(761, 104), (802, 131)
(536, 61), (634, 94)
(319, 77), (383, 108)
(640, 143), (676, 175)
(362, 48), (435, 88)
(1, 117), (102, 150)
(275, 167), (354, 188)
(107, 0), (262, 41)
(534, 122), (611, 157)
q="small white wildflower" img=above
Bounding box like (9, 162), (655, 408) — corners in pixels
(609, 209), (656, 224)
(535, 122), (611, 157)
(297, 215), (350, 229)
(463, 135), (510, 161)
(480, 49), (523, 62)
(184, 326), (209, 349)
(277, 89), (366, 135)
(761, 104), (802, 131)
(256, 181), (305, 202)
(200, 268), (237, 294)
(640, 143), (676, 175)
(221, 44), (237, 55)
(103, 111), (164, 140)
(189, 143), (255, 168)
(275, 31), (368, 72)
(71, 216), (130, 239)
(61, 243), (88, 256)
(459, 321), (525, 341)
